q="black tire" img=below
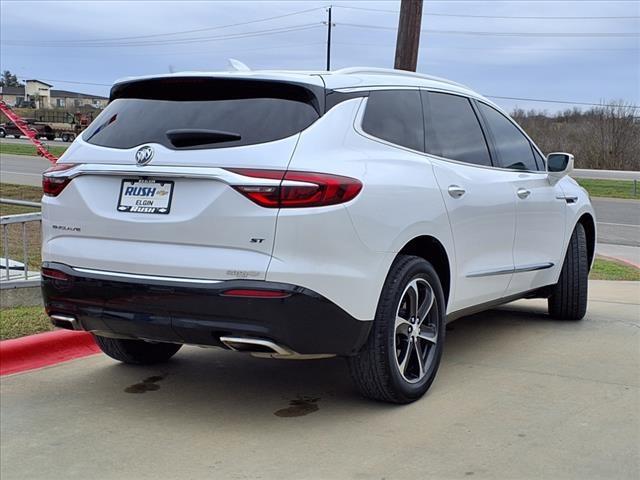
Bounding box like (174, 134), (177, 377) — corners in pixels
(13, 135), (20, 138)
(348, 255), (446, 404)
(548, 223), (588, 320)
(61, 133), (70, 142)
(46, 134), (55, 141)
(0, 128), (5, 138)
(94, 335), (181, 364)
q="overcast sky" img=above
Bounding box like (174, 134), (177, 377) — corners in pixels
(1, 0), (638, 112)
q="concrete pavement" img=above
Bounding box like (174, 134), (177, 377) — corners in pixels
(1, 280), (638, 480)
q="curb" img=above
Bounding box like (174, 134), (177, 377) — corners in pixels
(0, 330), (100, 376)
(596, 253), (640, 270)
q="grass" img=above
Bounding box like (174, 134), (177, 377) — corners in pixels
(576, 178), (639, 200)
(0, 142), (67, 158)
(0, 183), (43, 270)
(590, 257), (640, 281)
(0, 306), (53, 340)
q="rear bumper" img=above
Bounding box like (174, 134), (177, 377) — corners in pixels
(41, 262), (372, 356)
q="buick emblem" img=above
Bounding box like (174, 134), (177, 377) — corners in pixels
(135, 146), (154, 166)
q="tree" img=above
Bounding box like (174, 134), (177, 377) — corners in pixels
(0, 70), (22, 87)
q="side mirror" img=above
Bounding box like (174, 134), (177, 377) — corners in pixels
(547, 152), (574, 184)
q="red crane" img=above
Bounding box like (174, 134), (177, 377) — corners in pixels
(0, 100), (58, 163)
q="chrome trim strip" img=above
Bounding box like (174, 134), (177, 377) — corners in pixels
(514, 262), (555, 274)
(71, 267), (222, 284)
(466, 266), (514, 278)
(556, 195), (578, 203)
(467, 262), (554, 278)
(44, 164), (302, 187)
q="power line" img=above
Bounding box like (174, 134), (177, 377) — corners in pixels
(332, 41), (638, 52)
(334, 5), (640, 20)
(485, 96), (639, 109)
(4, 24), (324, 48)
(15, 76), (112, 87)
(4, 41), (326, 59)
(12, 74), (638, 110)
(10, 6), (327, 44)
(337, 22), (640, 37)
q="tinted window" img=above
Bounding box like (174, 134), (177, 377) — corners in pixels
(478, 103), (539, 171)
(362, 90), (424, 151)
(532, 146), (546, 170)
(424, 92), (491, 166)
(83, 78), (321, 150)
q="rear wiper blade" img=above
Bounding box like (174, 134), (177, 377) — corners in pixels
(166, 129), (241, 148)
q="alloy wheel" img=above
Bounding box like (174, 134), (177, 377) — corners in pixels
(393, 278), (439, 383)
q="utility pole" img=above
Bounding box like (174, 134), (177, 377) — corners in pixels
(326, 6), (333, 71)
(394, 0), (423, 72)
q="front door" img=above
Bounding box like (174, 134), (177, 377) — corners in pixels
(474, 101), (566, 295)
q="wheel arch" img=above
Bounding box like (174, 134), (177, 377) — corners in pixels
(577, 212), (596, 269)
(397, 235), (451, 306)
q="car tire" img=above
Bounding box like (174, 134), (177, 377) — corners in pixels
(0, 128), (5, 138)
(348, 255), (446, 404)
(13, 135), (20, 139)
(94, 335), (182, 364)
(548, 223), (588, 320)
(61, 133), (70, 142)
(46, 135), (55, 141)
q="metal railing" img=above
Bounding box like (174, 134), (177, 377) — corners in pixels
(0, 198), (42, 283)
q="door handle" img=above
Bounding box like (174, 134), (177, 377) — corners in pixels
(517, 188), (531, 199)
(448, 185), (466, 198)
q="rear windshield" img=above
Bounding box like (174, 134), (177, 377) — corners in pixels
(83, 77), (322, 150)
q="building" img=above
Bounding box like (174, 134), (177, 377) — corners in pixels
(0, 79), (108, 109)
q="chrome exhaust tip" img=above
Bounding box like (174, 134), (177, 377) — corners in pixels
(219, 336), (335, 360)
(50, 314), (82, 331)
(219, 336), (293, 356)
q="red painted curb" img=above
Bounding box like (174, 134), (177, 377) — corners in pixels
(0, 330), (100, 376)
(597, 254), (640, 270)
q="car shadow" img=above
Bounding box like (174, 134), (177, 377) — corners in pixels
(74, 301), (569, 422)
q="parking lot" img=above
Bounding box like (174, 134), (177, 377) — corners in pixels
(1, 280), (638, 480)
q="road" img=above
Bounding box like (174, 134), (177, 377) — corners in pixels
(1, 136), (70, 147)
(0, 153), (51, 186)
(2, 153), (637, 246)
(572, 168), (640, 181)
(1, 280), (638, 480)
(592, 197), (640, 247)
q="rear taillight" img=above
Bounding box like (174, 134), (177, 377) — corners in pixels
(41, 267), (71, 281)
(227, 169), (362, 208)
(42, 163), (77, 197)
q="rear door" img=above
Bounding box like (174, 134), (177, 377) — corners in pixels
(43, 76), (324, 281)
(424, 91), (516, 313)
(475, 101), (566, 294)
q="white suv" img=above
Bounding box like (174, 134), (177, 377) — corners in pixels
(41, 67), (595, 403)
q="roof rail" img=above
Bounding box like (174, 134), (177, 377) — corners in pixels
(333, 67), (469, 89)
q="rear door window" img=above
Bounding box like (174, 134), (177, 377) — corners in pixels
(424, 92), (492, 166)
(83, 78), (322, 150)
(477, 102), (540, 171)
(361, 90), (424, 152)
